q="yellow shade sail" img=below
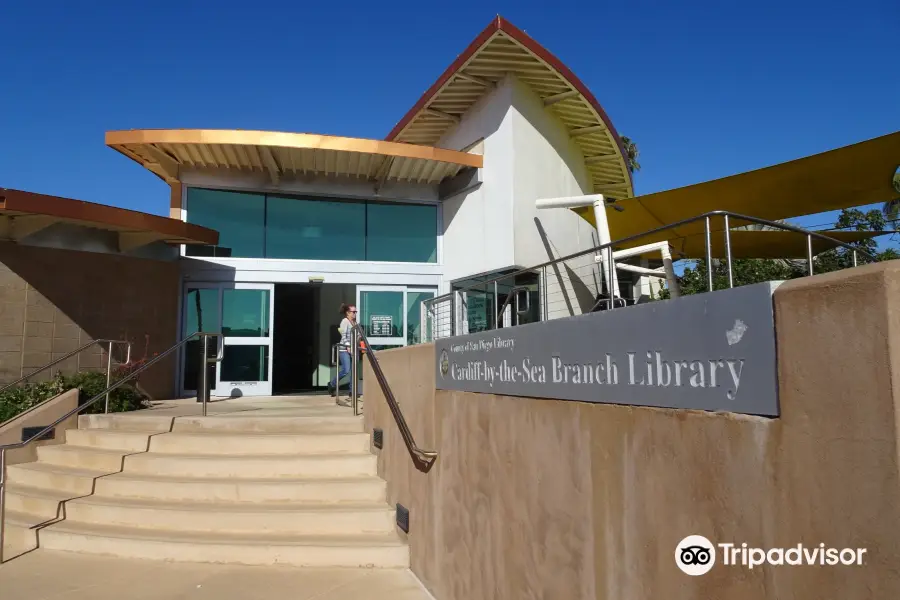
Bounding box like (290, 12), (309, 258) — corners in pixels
(575, 131), (900, 251)
(632, 230), (887, 260)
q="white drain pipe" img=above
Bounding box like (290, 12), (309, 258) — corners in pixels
(535, 194), (620, 298)
(535, 196), (681, 299)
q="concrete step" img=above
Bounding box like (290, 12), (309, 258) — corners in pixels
(36, 521), (410, 567)
(4, 462), (106, 496)
(147, 432), (369, 455)
(61, 495), (395, 535)
(93, 472), (387, 504)
(3, 485), (73, 520)
(172, 415), (364, 434)
(78, 414), (174, 432)
(2, 511), (43, 558)
(35, 445), (130, 472)
(64, 429), (160, 452)
(122, 452), (377, 479)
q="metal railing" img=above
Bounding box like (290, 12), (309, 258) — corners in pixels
(423, 210), (877, 342)
(0, 331), (219, 563)
(0, 339), (132, 419)
(348, 323), (437, 472)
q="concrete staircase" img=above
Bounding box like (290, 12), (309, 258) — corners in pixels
(2, 403), (406, 567)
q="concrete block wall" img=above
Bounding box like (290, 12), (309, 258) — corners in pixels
(0, 242), (180, 399)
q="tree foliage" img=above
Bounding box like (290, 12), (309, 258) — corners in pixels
(620, 136), (640, 173)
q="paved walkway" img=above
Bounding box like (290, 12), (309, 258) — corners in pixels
(0, 551), (431, 600)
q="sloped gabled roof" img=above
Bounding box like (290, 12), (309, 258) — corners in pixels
(387, 16), (633, 199)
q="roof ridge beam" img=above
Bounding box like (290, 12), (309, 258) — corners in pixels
(424, 108), (461, 124)
(571, 125), (607, 137)
(456, 72), (494, 87)
(259, 146), (281, 185)
(142, 144), (180, 183)
(543, 89), (579, 106)
(585, 154), (621, 165)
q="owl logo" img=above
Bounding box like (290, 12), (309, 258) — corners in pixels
(440, 349), (450, 378)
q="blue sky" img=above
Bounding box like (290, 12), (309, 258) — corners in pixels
(1, 1), (897, 237)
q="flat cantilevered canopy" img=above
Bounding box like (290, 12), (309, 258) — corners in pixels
(106, 129), (483, 187)
(0, 188), (218, 250)
(574, 131), (900, 248)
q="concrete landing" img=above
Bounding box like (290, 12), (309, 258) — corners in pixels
(0, 551), (431, 600)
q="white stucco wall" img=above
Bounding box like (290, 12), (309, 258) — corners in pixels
(437, 78), (517, 287)
(436, 74), (608, 318)
(509, 76), (606, 318)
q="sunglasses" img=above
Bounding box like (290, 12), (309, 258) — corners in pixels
(348, 310), (358, 313)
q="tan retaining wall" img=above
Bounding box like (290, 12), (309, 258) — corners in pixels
(0, 388), (79, 465)
(0, 243), (179, 399)
(364, 261), (900, 600)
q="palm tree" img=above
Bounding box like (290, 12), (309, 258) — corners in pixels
(621, 136), (640, 173)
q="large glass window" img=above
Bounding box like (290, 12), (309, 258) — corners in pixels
(222, 289), (270, 337)
(266, 195), (365, 260)
(185, 189), (265, 258)
(366, 203), (437, 263)
(185, 188), (436, 263)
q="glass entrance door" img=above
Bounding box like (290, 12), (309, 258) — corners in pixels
(181, 283), (274, 397)
(356, 286), (436, 349)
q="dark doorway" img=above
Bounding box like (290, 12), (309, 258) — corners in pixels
(273, 284), (320, 394)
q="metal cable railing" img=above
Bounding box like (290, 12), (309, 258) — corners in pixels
(0, 331), (219, 563)
(423, 210), (878, 341)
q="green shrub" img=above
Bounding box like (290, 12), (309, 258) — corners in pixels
(0, 375), (68, 423)
(0, 370), (148, 424)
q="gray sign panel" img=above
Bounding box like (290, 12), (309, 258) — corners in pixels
(435, 282), (780, 416)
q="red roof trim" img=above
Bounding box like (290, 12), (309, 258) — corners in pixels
(385, 17), (502, 141)
(0, 188), (219, 245)
(386, 16), (633, 190)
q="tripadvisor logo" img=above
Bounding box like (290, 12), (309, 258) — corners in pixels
(675, 534), (868, 575)
(440, 349), (449, 377)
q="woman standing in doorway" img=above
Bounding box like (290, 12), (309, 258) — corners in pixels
(327, 303), (357, 398)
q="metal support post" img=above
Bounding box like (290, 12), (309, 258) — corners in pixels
(450, 292), (457, 336)
(351, 328), (360, 416)
(493, 281), (499, 329)
(0, 448), (6, 564)
(807, 234), (814, 276)
(723, 214), (734, 289)
(333, 343), (342, 403)
(542, 266), (549, 321)
(852, 250), (858, 267)
(607, 246), (616, 310)
(704, 216), (714, 292)
(104, 341), (114, 414)
(199, 335), (209, 417)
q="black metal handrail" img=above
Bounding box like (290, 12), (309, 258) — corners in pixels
(351, 324), (437, 473)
